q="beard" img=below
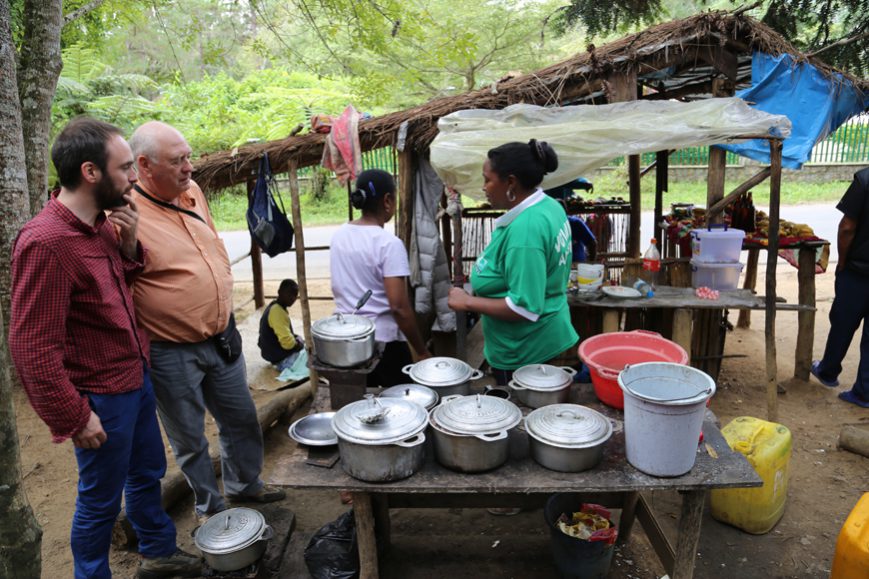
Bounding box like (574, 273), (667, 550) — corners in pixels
(95, 174), (130, 210)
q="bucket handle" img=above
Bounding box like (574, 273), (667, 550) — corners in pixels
(596, 366), (621, 382)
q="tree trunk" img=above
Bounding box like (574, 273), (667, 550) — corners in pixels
(0, 3), (43, 574)
(18, 0), (64, 217)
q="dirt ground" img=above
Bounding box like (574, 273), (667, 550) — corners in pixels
(17, 271), (869, 578)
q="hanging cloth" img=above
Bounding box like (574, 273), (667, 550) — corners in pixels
(321, 105), (363, 185)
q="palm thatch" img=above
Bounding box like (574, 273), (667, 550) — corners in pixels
(193, 9), (867, 193)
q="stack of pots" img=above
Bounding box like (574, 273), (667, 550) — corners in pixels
(690, 225), (745, 290)
(525, 404), (612, 472)
(509, 364), (576, 408)
(403, 357), (484, 397)
(311, 312), (376, 368)
(429, 394), (522, 473)
(332, 394), (428, 482)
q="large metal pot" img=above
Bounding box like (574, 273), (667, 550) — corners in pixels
(194, 507), (273, 572)
(509, 364), (576, 408)
(333, 394), (428, 482)
(379, 383), (439, 411)
(525, 404), (612, 472)
(428, 394), (521, 473)
(311, 312), (376, 368)
(402, 357), (484, 397)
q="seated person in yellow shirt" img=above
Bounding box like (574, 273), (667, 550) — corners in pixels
(258, 279), (305, 371)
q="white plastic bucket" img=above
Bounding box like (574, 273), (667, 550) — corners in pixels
(691, 227), (745, 263)
(577, 263), (605, 286)
(618, 362), (716, 477)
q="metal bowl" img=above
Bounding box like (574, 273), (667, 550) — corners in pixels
(288, 412), (337, 446)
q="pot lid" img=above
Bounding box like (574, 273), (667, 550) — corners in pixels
(525, 404), (612, 448)
(333, 394), (428, 444)
(405, 357), (474, 387)
(432, 394), (521, 435)
(513, 364), (573, 391)
(312, 312), (374, 339)
(379, 384), (439, 410)
(195, 507), (265, 554)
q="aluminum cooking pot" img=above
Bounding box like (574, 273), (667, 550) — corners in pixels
(524, 404), (612, 472)
(194, 507), (273, 572)
(402, 357), (484, 396)
(311, 312), (375, 368)
(333, 394), (428, 482)
(509, 364), (576, 408)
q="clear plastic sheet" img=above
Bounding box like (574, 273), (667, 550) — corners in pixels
(429, 97), (791, 199)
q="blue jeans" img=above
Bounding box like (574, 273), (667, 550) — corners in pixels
(149, 341), (264, 517)
(72, 367), (176, 579)
(817, 268), (869, 400)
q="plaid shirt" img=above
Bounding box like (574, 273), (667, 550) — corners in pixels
(9, 197), (149, 443)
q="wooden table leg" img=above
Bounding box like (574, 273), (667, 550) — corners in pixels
(372, 495), (391, 550)
(794, 246), (816, 381)
(737, 248), (759, 329)
(671, 309), (692, 363)
(352, 492), (379, 579)
(672, 490), (706, 579)
(602, 310), (619, 333)
(617, 491), (639, 542)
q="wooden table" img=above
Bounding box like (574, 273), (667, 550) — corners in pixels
(271, 388), (761, 579)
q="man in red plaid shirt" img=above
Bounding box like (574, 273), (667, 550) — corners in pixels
(9, 118), (200, 579)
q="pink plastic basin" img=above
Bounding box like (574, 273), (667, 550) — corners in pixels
(578, 330), (689, 409)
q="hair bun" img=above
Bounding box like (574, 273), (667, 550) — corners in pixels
(350, 188), (367, 209)
(529, 139), (558, 174)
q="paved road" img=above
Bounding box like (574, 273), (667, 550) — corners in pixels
(222, 204), (843, 282)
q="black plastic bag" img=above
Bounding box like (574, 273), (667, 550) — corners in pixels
(304, 510), (359, 579)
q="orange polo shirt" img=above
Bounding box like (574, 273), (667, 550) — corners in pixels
(132, 181), (234, 343)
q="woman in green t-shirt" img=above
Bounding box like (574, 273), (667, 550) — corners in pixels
(448, 140), (579, 385)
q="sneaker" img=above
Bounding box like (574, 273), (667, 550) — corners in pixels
(227, 484), (286, 504)
(137, 549), (202, 579)
(838, 389), (869, 408)
(811, 360), (839, 388)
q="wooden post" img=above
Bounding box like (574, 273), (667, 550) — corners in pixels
(606, 69), (641, 257)
(765, 140), (783, 421)
(671, 309), (692, 362)
(602, 310), (619, 333)
(452, 192), (467, 361)
(397, 150), (414, 252)
(347, 180), (353, 222)
(288, 163), (319, 390)
(247, 180), (265, 309)
(654, 150), (668, 247)
(794, 246), (816, 380)
(737, 249), (760, 328)
(352, 492), (380, 579)
(672, 490), (706, 579)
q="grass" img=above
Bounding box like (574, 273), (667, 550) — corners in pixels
(210, 176), (853, 231)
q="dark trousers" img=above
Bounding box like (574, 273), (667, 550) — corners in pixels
(72, 367), (176, 578)
(368, 341), (413, 388)
(817, 268), (869, 399)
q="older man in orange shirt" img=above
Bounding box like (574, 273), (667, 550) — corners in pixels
(129, 121), (284, 522)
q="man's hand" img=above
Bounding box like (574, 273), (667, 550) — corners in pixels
(72, 411), (107, 450)
(108, 194), (140, 260)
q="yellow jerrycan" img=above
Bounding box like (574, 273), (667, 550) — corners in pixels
(710, 416), (792, 534)
(831, 493), (869, 579)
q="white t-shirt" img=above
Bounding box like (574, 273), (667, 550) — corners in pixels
(330, 223), (410, 342)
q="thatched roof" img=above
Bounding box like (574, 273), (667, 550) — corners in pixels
(193, 9), (867, 193)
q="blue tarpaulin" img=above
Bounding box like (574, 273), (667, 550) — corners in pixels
(719, 52), (869, 169)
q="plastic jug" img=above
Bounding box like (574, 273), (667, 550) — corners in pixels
(831, 493), (869, 579)
(710, 416), (792, 534)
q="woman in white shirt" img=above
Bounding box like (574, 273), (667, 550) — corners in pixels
(330, 169), (432, 386)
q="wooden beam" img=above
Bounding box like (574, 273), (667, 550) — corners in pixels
(397, 150), (414, 252)
(247, 180), (265, 308)
(737, 248), (760, 328)
(707, 167), (771, 219)
(793, 246), (816, 380)
(288, 162), (319, 392)
(655, 150), (669, 246)
(673, 490), (706, 579)
(765, 140), (783, 421)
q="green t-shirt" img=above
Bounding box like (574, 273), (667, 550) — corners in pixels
(470, 192), (579, 370)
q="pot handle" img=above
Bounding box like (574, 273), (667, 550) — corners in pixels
(560, 366), (578, 377)
(475, 430), (508, 442)
(507, 380), (525, 391)
(259, 525), (275, 542)
(441, 394), (463, 404)
(468, 369), (484, 381)
(394, 432), (426, 448)
(402, 364), (414, 375)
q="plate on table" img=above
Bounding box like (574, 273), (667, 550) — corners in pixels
(601, 285), (642, 299)
(289, 412), (338, 446)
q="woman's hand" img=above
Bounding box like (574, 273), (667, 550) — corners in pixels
(448, 287), (472, 312)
